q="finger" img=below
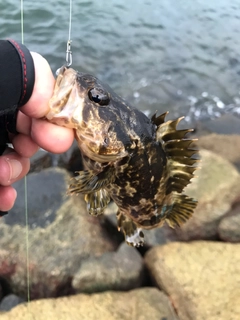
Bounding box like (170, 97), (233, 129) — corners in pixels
(0, 186), (17, 212)
(16, 111), (32, 135)
(31, 118), (74, 153)
(0, 149), (30, 186)
(20, 52), (55, 118)
(12, 134), (39, 158)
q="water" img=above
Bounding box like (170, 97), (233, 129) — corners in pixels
(1, 0), (240, 125)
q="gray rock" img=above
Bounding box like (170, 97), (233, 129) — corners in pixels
(0, 288), (178, 320)
(29, 149), (52, 173)
(197, 133), (240, 170)
(72, 243), (144, 293)
(51, 140), (83, 173)
(145, 241), (240, 320)
(0, 294), (25, 311)
(218, 205), (240, 242)
(0, 168), (117, 299)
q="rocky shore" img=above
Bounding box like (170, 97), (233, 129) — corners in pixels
(0, 127), (240, 319)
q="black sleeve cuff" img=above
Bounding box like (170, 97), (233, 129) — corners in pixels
(6, 39), (35, 108)
(0, 39), (35, 149)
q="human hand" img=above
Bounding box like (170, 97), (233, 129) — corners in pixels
(0, 52), (74, 211)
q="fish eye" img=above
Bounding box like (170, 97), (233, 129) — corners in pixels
(88, 87), (110, 106)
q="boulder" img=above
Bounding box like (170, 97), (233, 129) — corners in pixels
(0, 294), (24, 312)
(218, 204), (240, 242)
(72, 243), (144, 293)
(145, 241), (240, 320)
(0, 288), (178, 320)
(198, 133), (240, 169)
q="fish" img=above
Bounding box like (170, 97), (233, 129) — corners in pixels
(46, 66), (198, 247)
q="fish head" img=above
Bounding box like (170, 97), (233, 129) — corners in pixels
(47, 66), (131, 162)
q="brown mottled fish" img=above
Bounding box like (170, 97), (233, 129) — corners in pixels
(46, 66), (198, 246)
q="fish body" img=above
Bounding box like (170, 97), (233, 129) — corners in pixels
(47, 66), (198, 246)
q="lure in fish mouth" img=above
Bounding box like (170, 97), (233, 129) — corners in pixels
(46, 66), (199, 247)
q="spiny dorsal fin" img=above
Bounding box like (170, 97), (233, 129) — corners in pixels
(151, 112), (168, 127)
(155, 114), (199, 195)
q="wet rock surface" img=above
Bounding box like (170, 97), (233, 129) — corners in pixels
(145, 241), (240, 320)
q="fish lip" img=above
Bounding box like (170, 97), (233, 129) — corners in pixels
(46, 68), (85, 128)
(79, 139), (128, 163)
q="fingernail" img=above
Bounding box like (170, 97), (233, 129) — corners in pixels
(5, 159), (23, 180)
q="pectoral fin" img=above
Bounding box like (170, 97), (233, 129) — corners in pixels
(85, 189), (110, 216)
(68, 167), (115, 194)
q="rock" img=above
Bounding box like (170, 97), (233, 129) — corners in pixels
(173, 149), (240, 240)
(145, 241), (240, 320)
(198, 133), (240, 169)
(51, 140), (83, 174)
(0, 294), (25, 311)
(29, 149), (52, 173)
(72, 243), (144, 293)
(0, 288), (178, 320)
(0, 168), (117, 299)
(218, 203), (240, 242)
(199, 114), (240, 135)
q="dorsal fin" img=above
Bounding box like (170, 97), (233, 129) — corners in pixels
(151, 111), (168, 127)
(155, 114), (199, 195)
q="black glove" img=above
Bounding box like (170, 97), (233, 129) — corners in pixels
(0, 39), (35, 215)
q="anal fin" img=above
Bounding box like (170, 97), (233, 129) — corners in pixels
(117, 211), (144, 247)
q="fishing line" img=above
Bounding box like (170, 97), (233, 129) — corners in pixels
(20, 0), (24, 44)
(66, 0), (73, 67)
(20, 0), (31, 304)
(20, 0), (73, 309)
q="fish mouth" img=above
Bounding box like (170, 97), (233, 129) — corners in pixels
(77, 132), (128, 163)
(46, 66), (85, 129)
